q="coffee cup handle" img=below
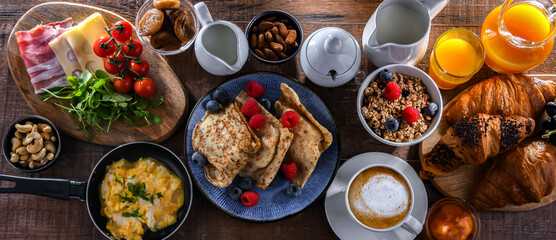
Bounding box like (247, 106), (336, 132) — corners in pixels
(401, 215), (423, 235)
(194, 2), (214, 27)
(419, 0), (449, 19)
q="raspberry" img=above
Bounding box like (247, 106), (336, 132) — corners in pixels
(384, 82), (401, 100)
(280, 161), (297, 181)
(281, 110), (300, 128)
(249, 114), (266, 129)
(241, 99), (260, 117)
(240, 191), (260, 207)
(246, 81), (265, 98)
(402, 107), (420, 123)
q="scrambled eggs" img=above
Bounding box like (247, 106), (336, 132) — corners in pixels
(100, 157), (184, 240)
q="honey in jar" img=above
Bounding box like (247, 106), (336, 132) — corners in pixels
(425, 197), (479, 240)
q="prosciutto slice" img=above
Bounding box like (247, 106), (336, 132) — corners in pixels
(15, 18), (73, 93)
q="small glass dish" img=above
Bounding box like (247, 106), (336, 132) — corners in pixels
(425, 197), (480, 240)
(135, 0), (200, 55)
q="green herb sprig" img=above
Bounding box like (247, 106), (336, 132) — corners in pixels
(40, 70), (164, 141)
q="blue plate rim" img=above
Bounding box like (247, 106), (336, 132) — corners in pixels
(183, 71), (341, 222)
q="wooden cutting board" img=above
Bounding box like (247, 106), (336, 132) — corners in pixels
(6, 2), (188, 146)
(419, 74), (556, 211)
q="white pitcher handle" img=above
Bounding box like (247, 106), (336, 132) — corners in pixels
(194, 2), (213, 27)
(401, 215), (423, 235)
(420, 0), (449, 19)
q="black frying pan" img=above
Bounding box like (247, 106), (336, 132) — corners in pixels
(0, 142), (193, 240)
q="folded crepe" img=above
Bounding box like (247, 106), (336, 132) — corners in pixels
(192, 100), (261, 188)
(236, 91), (294, 189)
(275, 83), (333, 188)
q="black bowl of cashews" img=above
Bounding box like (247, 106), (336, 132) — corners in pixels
(246, 10), (303, 64)
(2, 115), (61, 173)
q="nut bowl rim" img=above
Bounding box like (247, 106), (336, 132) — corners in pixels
(245, 9), (303, 64)
(356, 64), (443, 147)
(134, 0), (200, 55)
(2, 115), (62, 173)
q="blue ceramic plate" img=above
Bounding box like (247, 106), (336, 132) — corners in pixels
(184, 73), (340, 222)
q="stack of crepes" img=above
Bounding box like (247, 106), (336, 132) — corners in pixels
(192, 83), (333, 189)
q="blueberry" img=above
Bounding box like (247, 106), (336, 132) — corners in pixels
(213, 89), (230, 104)
(546, 102), (556, 117)
(259, 98), (272, 111)
(228, 187), (243, 200)
(379, 69), (394, 82)
(425, 103), (439, 117)
(402, 89), (410, 98)
(542, 119), (556, 131)
(238, 177), (253, 190)
(206, 100), (220, 113)
(286, 183), (302, 197)
(191, 152), (207, 166)
(385, 118), (399, 132)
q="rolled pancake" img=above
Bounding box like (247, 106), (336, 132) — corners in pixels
(236, 91), (294, 189)
(275, 83), (333, 188)
(192, 100), (261, 188)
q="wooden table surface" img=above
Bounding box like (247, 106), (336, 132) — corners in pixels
(1, 0), (555, 239)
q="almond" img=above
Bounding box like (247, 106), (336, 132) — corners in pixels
(264, 31), (274, 42)
(275, 35), (287, 50)
(257, 34), (265, 49)
(271, 26), (279, 36)
(270, 42), (283, 52)
(258, 21), (274, 31)
(278, 23), (288, 38)
(250, 34), (257, 49)
(263, 48), (278, 60)
(285, 30), (297, 45)
(254, 49), (266, 59)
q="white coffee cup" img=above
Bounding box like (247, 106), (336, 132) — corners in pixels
(194, 2), (249, 76)
(362, 0), (448, 67)
(344, 163), (423, 234)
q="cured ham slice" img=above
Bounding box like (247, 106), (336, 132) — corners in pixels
(15, 18), (73, 93)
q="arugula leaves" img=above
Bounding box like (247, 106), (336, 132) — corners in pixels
(40, 70), (164, 141)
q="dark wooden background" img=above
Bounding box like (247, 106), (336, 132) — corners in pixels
(1, 0), (555, 239)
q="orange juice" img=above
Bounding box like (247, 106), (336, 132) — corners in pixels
(481, 3), (555, 73)
(429, 29), (484, 90)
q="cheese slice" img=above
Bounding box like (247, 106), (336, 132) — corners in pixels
(49, 35), (82, 77)
(63, 13), (108, 72)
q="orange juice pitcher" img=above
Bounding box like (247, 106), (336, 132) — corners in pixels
(481, 0), (556, 73)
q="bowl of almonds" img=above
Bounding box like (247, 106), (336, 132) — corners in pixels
(246, 10), (303, 64)
(2, 115), (61, 172)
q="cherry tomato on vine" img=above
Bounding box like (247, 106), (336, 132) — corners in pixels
(134, 78), (155, 98)
(111, 21), (133, 42)
(121, 39), (143, 57)
(93, 36), (115, 58)
(113, 74), (134, 93)
(104, 53), (125, 74)
(129, 59), (150, 77)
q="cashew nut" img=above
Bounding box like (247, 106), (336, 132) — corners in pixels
(23, 132), (40, 145)
(40, 159), (48, 165)
(11, 137), (21, 151)
(10, 153), (19, 163)
(15, 146), (28, 155)
(40, 132), (51, 140)
(50, 136), (57, 142)
(37, 123), (52, 133)
(27, 137), (43, 154)
(46, 152), (54, 161)
(29, 161), (35, 169)
(15, 123), (32, 133)
(14, 131), (23, 138)
(44, 141), (56, 154)
(20, 154), (29, 161)
(18, 160), (27, 166)
(31, 148), (46, 161)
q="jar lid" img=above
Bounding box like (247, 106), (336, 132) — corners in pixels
(301, 27), (361, 87)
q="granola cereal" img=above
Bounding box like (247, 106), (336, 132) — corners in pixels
(361, 72), (433, 142)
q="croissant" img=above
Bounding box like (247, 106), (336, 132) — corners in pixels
(444, 74), (556, 123)
(420, 114), (534, 179)
(470, 140), (556, 211)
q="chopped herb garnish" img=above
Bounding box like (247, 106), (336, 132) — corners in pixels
(156, 192), (164, 199)
(113, 174), (123, 186)
(122, 208), (146, 220)
(127, 182), (154, 204)
(115, 191), (136, 204)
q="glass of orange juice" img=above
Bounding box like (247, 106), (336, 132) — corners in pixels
(428, 29), (485, 90)
(481, 0), (556, 73)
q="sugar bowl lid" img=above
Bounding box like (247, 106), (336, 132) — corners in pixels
(301, 27), (361, 88)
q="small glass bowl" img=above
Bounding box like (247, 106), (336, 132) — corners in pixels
(425, 197), (480, 240)
(135, 0), (200, 55)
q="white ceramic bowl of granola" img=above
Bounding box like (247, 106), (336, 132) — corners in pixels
(357, 64), (442, 147)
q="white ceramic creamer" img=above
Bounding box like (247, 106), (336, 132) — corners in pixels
(194, 2), (248, 76)
(362, 0), (448, 67)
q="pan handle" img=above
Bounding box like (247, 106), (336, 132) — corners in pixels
(0, 174), (86, 201)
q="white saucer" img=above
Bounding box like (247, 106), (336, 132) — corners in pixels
(325, 152), (427, 240)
